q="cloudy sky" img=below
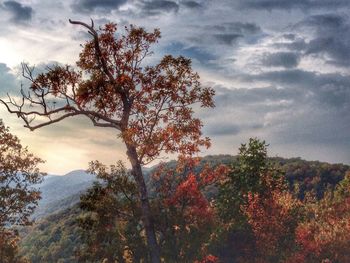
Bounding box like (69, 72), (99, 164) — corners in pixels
(0, 0), (349, 174)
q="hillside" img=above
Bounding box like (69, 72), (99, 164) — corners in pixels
(19, 155), (349, 262)
(32, 154), (349, 221)
(20, 206), (82, 263)
(33, 170), (96, 219)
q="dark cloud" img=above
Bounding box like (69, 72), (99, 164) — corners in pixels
(273, 38), (307, 51)
(251, 69), (350, 109)
(283, 34), (297, 40)
(2, 1), (33, 23)
(302, 13), (346, 28)
(205, 123), (241, 136)
(140, 0), (179, 15)
(189, 22), (263, 47)
(240, 0), (350, 10)
(214, 33), (242, 45)
(262, 52), (301, 68)
(181, 1), (202, 9)
(210, 22), (261, 35)
(274, 14), (350, 67)
(0, 63), (18, 94)
(72, 0), (127, 13)
(298, 14), (350, 67)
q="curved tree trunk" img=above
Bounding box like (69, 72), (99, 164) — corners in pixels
(126, 144), (160, 263)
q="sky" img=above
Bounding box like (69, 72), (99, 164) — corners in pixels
(0, 0), (349, 174)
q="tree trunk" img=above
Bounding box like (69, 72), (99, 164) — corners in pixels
(126, 144), (160, 263)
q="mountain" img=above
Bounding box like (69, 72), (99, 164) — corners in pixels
(33, 170), (96, 219)
(32, 155), (350, 219)
(32, 165), (158, 220)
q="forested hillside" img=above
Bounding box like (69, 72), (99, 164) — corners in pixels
(33, 170), (95, 219)
(19, 154), (350, 263)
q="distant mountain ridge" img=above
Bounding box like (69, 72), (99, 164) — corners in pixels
(32, 155), (349, 220)
(33, 166), (155, 219)
(33, 170), (96, 219)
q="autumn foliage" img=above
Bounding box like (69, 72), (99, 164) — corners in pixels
(0, 120), (44, 262)
(151, 158), (228, 262)
(72, 138), (350, 263)
(244, 190), (301, 262)
(287, 172), (350, 263)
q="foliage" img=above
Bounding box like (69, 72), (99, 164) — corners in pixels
(217, 138), (285, 224)
(243, 190), (301, 262)
(287, 171), (350, 263)
(77, 158), (228, 262)
(151, 157), (228, 262)
(17, 152), (350, 263)
(0, 120), (44, 262)
(0, 230), (27, 263)
(274, 157), (348, 199)
(214, 138), (285, 262)
(19, 206), (82, 263)
(77, 161), (147, 263)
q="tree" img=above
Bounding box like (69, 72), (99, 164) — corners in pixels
(151, 157), (227, 262)
(0, 20), (214, 262)
(77, 161), (147, 263)
(243, 189), (301, 262)
(78, 157), (227, 262)
(287, 172), (350, 263)
(217, 138), (284, 222)
(0, 120), (44, 262)
(215, 138), (286, 262)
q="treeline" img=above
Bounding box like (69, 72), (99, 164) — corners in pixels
(18, 139), (350, 263)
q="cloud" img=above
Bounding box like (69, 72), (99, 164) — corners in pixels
(1, 0), (350, 169)
(184, 21), (263, 50)
(205, 123), (241, 136)
(248, 69), (350, 110)
(272, 14), (350, 67)
(213, 33), (242, 45)
(299, 14), (350, 67)
(140, 0), (179, 15)
(2, 1), (33, 23)
(301, 13), (346, 28)
(0, 63), (20, 94)
(201, 78), (350, 163)
(208, 22), (261, 37)
(240, 0), (350, 10)
(181, 1), (202, 9)
(71, 0), (127, 13)
(273, 38), (307, 51)
(262, 52), (301, 68)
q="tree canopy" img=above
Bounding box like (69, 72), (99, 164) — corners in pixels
(0, 120), (44, 262)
